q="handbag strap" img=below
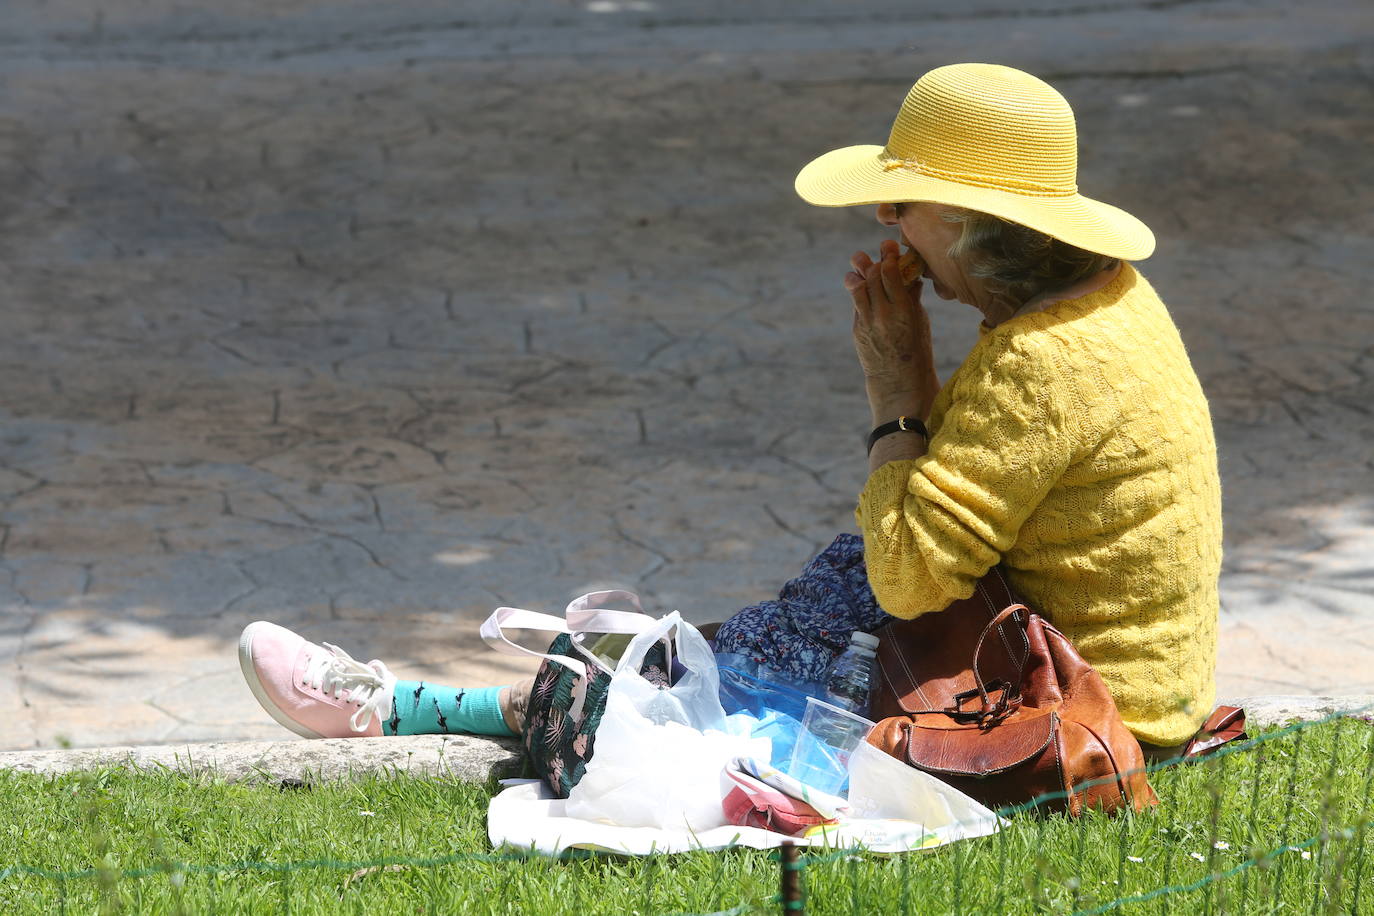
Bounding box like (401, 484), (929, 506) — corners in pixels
(1182, 705), (1248, 759)
(479, 589), (659, 680)
(964, 604), (1032, 718)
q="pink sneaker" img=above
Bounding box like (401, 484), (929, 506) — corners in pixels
(238, 621), (397, 738)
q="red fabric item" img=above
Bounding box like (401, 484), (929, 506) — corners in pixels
(720, 768), (834, 836)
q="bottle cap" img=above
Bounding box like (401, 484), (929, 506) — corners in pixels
(849, 631), (880, 651)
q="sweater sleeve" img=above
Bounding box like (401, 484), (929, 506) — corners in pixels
(855, 334), (1077, 619)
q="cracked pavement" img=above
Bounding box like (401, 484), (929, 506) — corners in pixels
(1, 0), (1372, 749)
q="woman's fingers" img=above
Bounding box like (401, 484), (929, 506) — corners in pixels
(879, 247), (908, 305)
(865, 259), (888, 313)
(846, 269), (871, 320)
(853, 241), (902, 272)
(849, 239), (912, 321)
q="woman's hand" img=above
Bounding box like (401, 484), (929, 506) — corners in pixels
(846, 238), (940, 425)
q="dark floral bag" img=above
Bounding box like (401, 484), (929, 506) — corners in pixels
(480, 590), (670, 798)
(523, 632), (670, 797)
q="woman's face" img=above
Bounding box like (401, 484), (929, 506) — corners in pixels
(874, 201), (990, 310)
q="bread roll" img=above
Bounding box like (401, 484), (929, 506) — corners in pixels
(898, 248), (925, 285)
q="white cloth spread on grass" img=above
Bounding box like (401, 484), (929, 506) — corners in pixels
(487, 742), (1004, 856)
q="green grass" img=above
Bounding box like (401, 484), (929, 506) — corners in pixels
(2, 717), (1372, 915)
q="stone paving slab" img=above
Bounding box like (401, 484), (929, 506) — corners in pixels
(1, 0), (1372, 750)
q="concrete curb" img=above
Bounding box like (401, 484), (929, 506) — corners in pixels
(1228, 695), (1374, 729)
(0, 734), (526, 785)
(0, 696), (1368, 784)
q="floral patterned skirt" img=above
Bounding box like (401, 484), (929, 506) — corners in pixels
(712, 533), (894, 684)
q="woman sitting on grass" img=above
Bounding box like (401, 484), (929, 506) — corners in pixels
(238, 63), (1222, 761)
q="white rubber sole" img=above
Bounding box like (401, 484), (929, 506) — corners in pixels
(238, 622), (326, 739)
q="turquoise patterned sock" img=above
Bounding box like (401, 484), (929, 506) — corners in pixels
(382, 681), (515, 737)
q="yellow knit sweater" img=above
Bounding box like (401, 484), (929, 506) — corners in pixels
(855, 265), (1222, 746)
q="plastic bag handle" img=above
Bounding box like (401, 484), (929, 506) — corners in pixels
(565, 589), (654, 635)
(613, 611), (716, 689)
(608, 611), (725, 730)
(479, 590), (659, 679)
(612, 612), (714, 678)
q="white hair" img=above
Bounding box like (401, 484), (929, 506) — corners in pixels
(941, 207), (1119, 306)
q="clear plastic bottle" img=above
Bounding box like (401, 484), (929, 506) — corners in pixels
(823, 631), (880, 717)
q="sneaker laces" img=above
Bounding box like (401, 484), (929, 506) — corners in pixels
(302, 643), (397, 733)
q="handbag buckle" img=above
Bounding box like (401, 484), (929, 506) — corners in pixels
(950, 680), (1020, 726)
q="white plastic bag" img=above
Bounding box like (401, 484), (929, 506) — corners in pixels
(565, 611), (768, 831)
(607, 609), (725, 730)
(845, 742), (1005, 845)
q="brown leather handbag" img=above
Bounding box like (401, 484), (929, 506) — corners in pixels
(867, 572), (1158, 816)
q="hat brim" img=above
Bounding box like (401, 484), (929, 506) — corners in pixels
(795, 145), (1155, 261)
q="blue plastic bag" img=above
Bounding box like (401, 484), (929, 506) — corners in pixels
(715, 652), (826, 769)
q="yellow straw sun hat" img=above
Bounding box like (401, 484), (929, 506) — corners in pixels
(794, 63), (1155, 261)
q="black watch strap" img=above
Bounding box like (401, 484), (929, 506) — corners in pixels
(866, 415), (928, 456)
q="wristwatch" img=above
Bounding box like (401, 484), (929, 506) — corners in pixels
(866, 415), (928, 456)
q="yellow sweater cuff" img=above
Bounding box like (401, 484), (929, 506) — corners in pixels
(854, 459), (921, 533)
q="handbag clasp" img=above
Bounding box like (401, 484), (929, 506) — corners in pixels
(950, 680), (1020, 726)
